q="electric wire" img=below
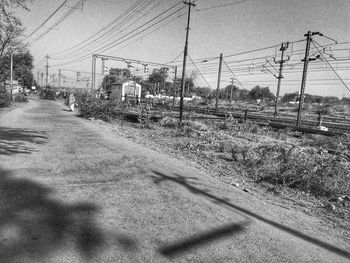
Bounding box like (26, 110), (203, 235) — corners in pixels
(51, 0), (145, 55)
(223, 59), (245, 89)
(24, 0), (68, 40)
(188, 53), (211, 88)
(195, 0), (248, 12)
(29, 0), (88, 44)
(52, 0), (160, 58)
(312, 40), (350, 93)
(51, 2), (186, 67)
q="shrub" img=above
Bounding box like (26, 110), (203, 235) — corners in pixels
(137, 103), (152, 128)
(13, 93), (28, 103)
(239, 143), (350, 197)
(0, 90), (11, 107)
(78, 95), (123, 121)
(159, 116), (178, 128)
(39, 87), (56, 100)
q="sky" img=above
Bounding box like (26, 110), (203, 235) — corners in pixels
(14, 0), (350, 98)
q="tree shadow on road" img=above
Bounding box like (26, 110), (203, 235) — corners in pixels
(151, 170), (350, 260)
(0, 167), (104, 262)
(0, 127), (48, 155)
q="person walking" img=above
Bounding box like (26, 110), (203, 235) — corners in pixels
(68, 93), (76, 112)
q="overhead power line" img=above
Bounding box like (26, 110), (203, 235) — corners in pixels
(51, 2), (186, 67)
(312, 40), (350, 93)
(29, 0), (88, 44)
(223, 59), (244, 89)
(52, 0), (158, 57)
(188, 53), (211, 88)
(196, 0), (248, 12)
(24, 0), (68, 40)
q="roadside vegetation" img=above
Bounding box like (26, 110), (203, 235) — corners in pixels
(72, 93), (350, 201)
(0, 89), (11, 107)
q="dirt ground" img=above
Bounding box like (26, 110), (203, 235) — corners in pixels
(0, 97), (349, 263)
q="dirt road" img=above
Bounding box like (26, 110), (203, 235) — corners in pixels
(0, 97), (349, 263)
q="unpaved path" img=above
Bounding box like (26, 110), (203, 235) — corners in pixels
(0, 97), (349, 263)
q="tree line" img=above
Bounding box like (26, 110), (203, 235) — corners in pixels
(0, 0), (34, 90)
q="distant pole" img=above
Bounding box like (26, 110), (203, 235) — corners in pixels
(173, 66), (177, 107)
(274, 42), (290, 118)
(45, 54), (49, 87)
(179, 0), (196, 123)
(91, 54), (96, 96)
(40, 72), (44, 87)
(215, 53), (223, 112)
(101, 58), (105, 75)
(296, 31), (320, 126)
(58, 69), (61, 88)
(10, 51), (13, 101)
(230, 77), (235, 110)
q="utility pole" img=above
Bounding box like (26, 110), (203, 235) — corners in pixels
(230, 77), (236, 110)
(40, 72), (44, 87)
(215, 53), (223, 112)
(179, 0), (196, 123)
(296, 31), (321, 126)
(91, 54), (97, 96)
(45, 54), (49, 87)
(37, 71), (40, 87)
(58, 69), (61, 88)
(10, 50), (13, 101)
(172, 66), (177, 107)
(273, 42), (290, 118)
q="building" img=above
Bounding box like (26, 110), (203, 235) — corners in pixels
(4, 80), (22, 95)
(110, 80), (141, 102)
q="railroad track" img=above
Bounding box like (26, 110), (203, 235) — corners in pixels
(166, 105), (350, 135)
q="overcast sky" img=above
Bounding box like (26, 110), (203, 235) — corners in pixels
(15, 0), (350, 97)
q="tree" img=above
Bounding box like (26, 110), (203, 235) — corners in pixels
(108, 68), (131, 79)
(0, 0), (30, 57)
(248, 86), (275, 101)
(0, 50), (34, 87)
(148, 67), (169, 84)
(194, 86), (211, 98)
(281, 92), (299, 103)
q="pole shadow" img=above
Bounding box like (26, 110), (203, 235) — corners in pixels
(158, 221), (249, 257)
(0, 167), (104, 262)
(0, 127), (48, 156)
(151, 170), (350, 260)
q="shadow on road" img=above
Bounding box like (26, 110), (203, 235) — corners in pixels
(0, 167), (104, 262)
(152, 170), (350, 260)
(0, 127), (48, 155)
(158, 221), (249, 257)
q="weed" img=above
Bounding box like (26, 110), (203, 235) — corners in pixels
(13, 93), (28, 102)
(137, 103), (152, 128)
(0, 89), (11, 107)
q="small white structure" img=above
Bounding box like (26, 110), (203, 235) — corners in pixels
(5, 80), (22, 95)
(110, 80), (141, 102)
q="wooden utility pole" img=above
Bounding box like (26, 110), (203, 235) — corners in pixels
(58, 69), (62, 88)
(37, 71), (40, 87)
(40, 72), (44, 87)
(179, 0), (196, 123)
(91, 54), (97, 96)
(273, 42), (290, 118)
(45, 54), (49, 87)
(10, 51), (13, 101)
(230, 77), (236, 110)
(296, 31), (320, 126)
(172, 66), (177, 107)
(215, 53), (223, 112)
